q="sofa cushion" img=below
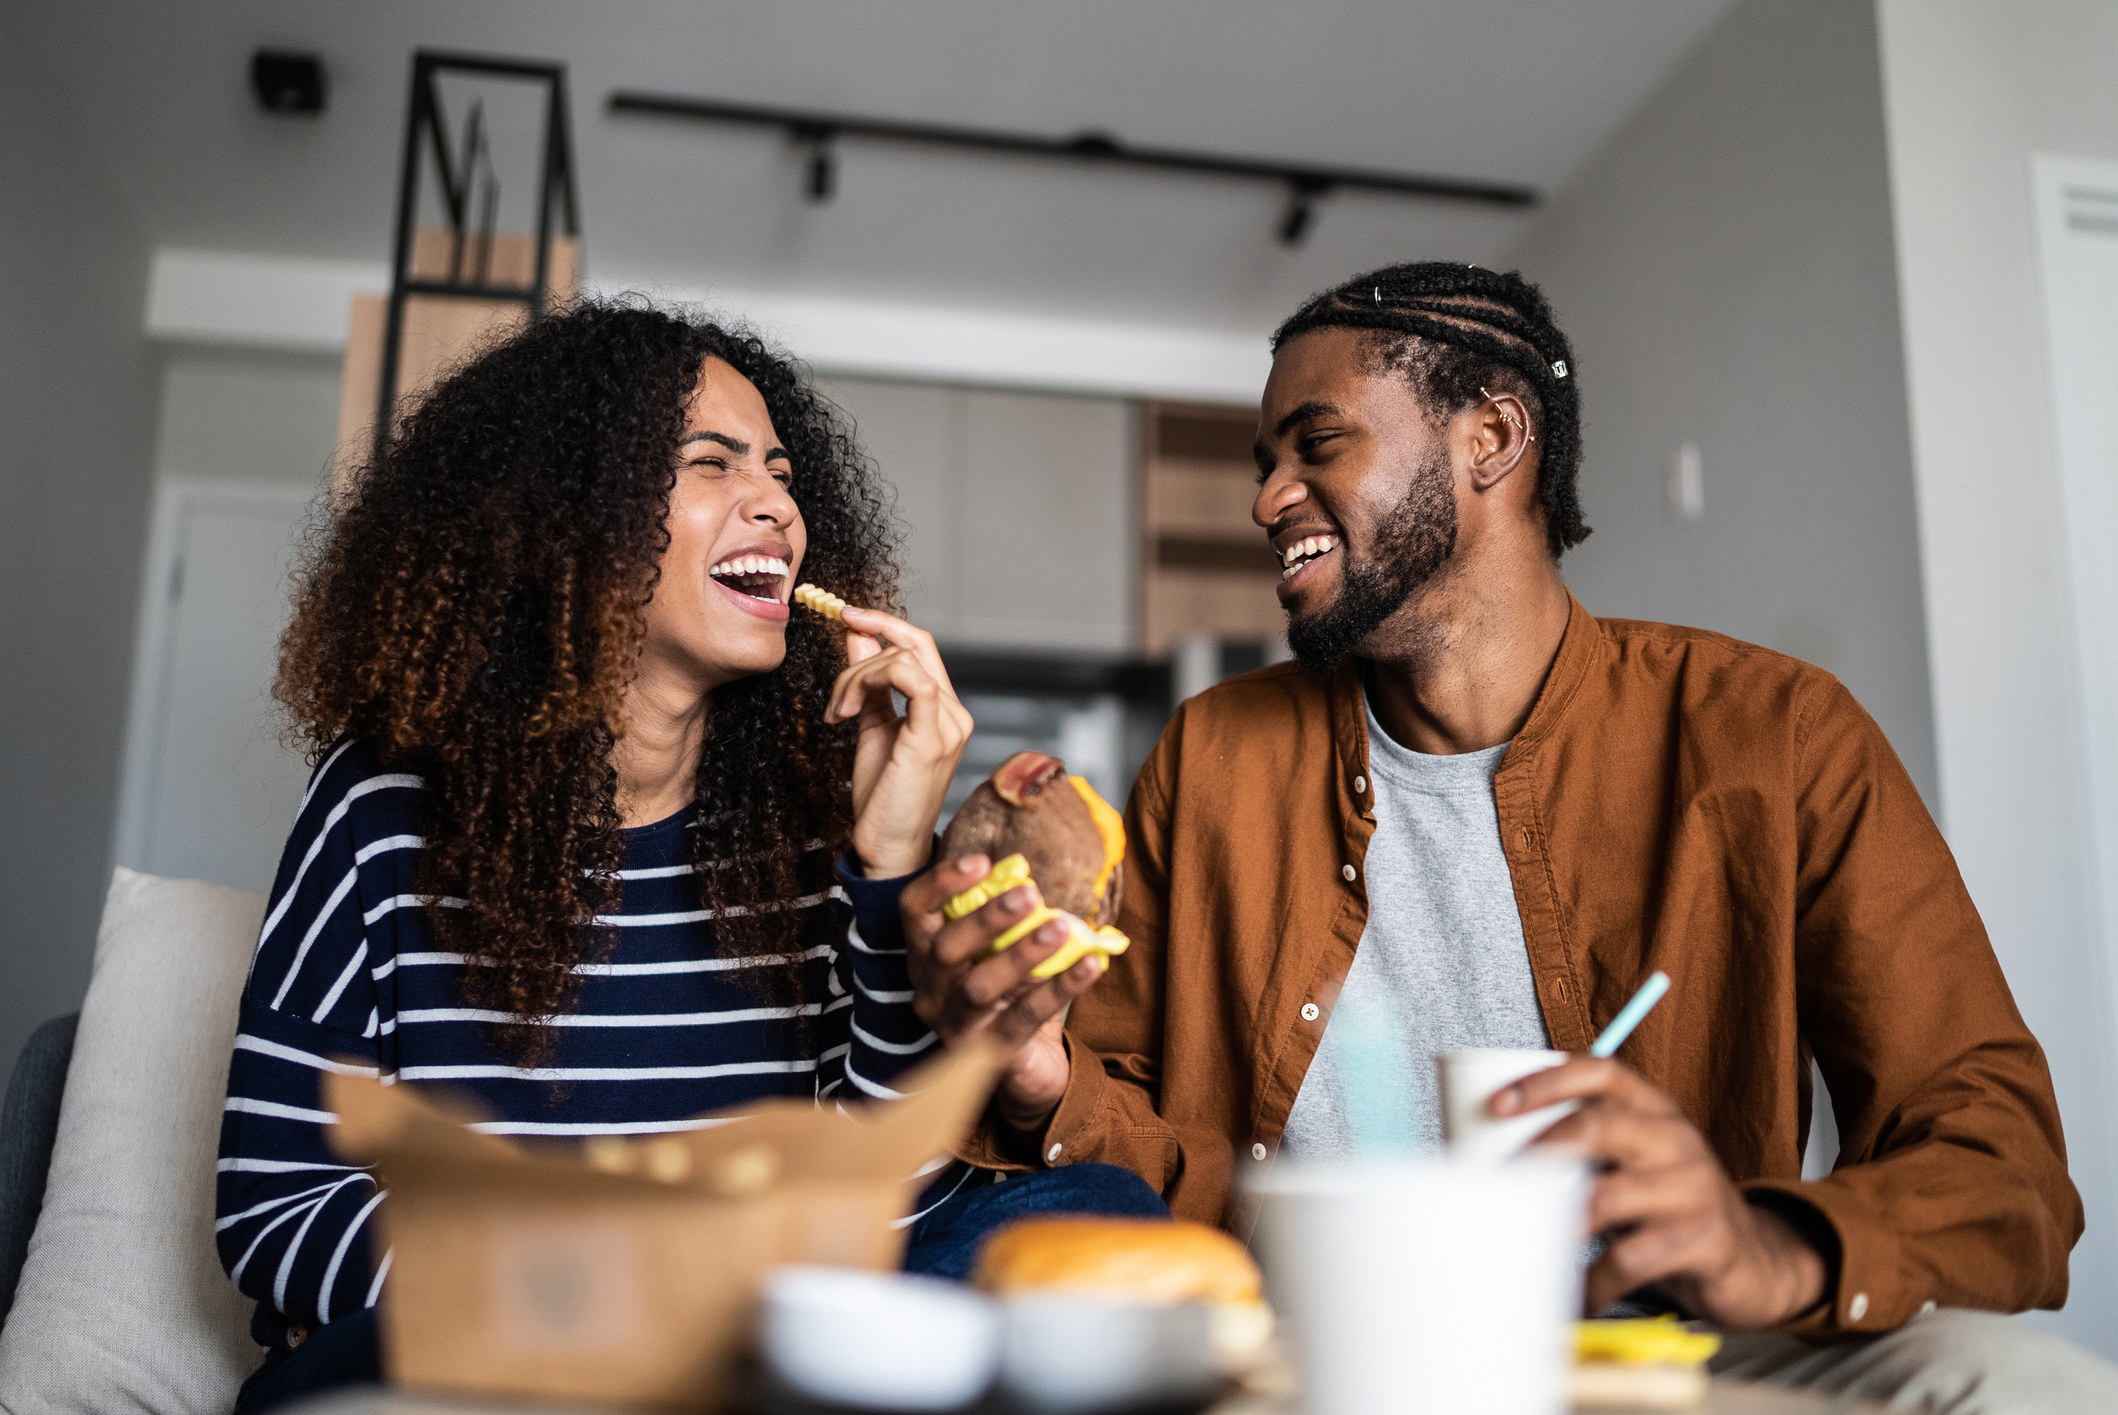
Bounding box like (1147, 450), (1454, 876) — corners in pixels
(0, 868), (266, 1415)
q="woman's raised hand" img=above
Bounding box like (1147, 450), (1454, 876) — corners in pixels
(825, 606), (974, 878)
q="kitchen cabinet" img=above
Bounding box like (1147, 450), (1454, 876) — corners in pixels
(818, 377), (1133, 652)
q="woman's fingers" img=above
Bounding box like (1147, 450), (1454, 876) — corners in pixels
(839, 605), (952, 689)
(825, 645), (931, 724)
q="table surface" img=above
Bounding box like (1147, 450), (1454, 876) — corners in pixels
(292, 1373), (1883, 1415)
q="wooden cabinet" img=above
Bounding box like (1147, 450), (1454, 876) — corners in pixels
(819, 378), (1133, 652)
(1138, 403), (1283, 655)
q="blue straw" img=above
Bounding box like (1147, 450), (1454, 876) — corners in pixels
(1589, 971), (1671, 1058)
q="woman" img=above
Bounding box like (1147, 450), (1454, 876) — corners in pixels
(217, 304), (1162, 1412)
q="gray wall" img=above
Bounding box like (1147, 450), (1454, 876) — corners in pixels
(152, 350), (342, 490)
(1510, 0), (1937, 804)
(0, 30), (160, 1066)
(1877, 0), (2118, 1356)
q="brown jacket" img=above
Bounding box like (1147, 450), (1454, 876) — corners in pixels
(969, 597), (2079, 1336)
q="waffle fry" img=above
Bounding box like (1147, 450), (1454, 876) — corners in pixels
(792, 583), (847, 620)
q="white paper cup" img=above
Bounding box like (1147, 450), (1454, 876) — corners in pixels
(760, 1266), (999, 1411)
(1438, 1047), (1579, 1162)
(1250, 1157), (1588, 1415)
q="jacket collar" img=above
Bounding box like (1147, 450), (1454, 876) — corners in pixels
(1514, 590), (1603, 750)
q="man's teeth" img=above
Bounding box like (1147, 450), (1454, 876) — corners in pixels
(1280, 534), (1340, 579)
(708, 554), (790, 582)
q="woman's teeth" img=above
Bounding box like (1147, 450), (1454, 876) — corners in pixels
(1280, 534), (1340, 579)
(708, 554), (790, 600)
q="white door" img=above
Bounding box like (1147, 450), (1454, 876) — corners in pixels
(2034, 157), (2118, 1090)
(116, 482), (316, 894)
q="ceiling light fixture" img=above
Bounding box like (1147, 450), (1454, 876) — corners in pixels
(607, 90), (1537, 247)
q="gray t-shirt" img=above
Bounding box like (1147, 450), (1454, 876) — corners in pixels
(1278, 694), (1550, 1160)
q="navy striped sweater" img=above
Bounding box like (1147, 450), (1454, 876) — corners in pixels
(217, 738), (973, 1347)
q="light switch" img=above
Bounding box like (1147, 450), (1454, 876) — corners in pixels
(1668, 441), (1705, 523)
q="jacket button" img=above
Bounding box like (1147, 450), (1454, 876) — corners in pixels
(1045, 1142), (1063, 1163)
(1342, 864), (1357, 882)
(1353, 775), (1367, 795)
(1301, 1002), (1320, 1021)
(1848, 1292), (1869, 1321)
(1251, 1142), (1268, 1161)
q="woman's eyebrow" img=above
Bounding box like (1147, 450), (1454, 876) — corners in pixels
(679, 429), (749, 454)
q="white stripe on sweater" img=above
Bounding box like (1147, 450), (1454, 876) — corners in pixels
(218, 1157), (363, 1175)
(402, 1058), (815, 1084)
(269, 865), (362, 1008)
(365, 1249), (392, 1307)
(396, 1003), (822, 1028)
(379, 944), (832, 977)
(852, 1020), (940, 1056)
(843, 1057), (905, 1101)
(274, 1175), (365, 1312)
(593, 890), (830, 927)
(257, 774), (422, 949)
(216, 1177), (358, 1232)
(317, 1188), (388, 1324)
(469, 1115), (744, 1137)
(362, 895), (467, 927)
(226, 1096), (338, 1125)
(233, 1035), (380, 1075)
(313, 942), (367, 1024)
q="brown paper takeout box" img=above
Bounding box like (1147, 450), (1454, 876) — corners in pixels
(324, 1043), (1002, 1410)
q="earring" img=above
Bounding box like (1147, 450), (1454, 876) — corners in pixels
(1481, 386), (1536, 442)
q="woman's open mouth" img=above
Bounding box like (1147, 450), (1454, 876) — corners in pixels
(708, 554), (791, 620)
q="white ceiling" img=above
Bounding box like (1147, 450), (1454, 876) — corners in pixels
(23, 0), (1738, 336)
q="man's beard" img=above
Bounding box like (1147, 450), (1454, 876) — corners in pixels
(1286, 449), (1458, 675)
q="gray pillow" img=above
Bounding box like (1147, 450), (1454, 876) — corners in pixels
(0, 868), (265, 1415)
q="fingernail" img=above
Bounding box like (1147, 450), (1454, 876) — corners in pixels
(955, 855), (989, 875)
(1492, 1086), (1520, 1116)
(1037, 922), (1066, 944)
(1081, 956), (1105, 979)
(1002, 887), (1031, 915)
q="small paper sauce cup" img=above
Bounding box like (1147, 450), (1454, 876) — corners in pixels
(1437, 1048), (1579, 1162)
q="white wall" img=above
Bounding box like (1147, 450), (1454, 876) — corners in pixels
(152, 349), (342, 491)
(0, 25), (160, 1072)
(1877, 0), (2118, 1359)
(1511, 0), (1935, 804)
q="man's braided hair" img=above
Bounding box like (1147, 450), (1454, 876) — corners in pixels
(1271, 262), (1589, 556)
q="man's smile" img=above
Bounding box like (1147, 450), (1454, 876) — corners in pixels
(1272, 529), (1342, 601)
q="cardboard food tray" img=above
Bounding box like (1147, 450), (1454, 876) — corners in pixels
(325, 1043), (1002, 1411)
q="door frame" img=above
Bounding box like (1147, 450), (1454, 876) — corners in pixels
(111, 478), (319, 874)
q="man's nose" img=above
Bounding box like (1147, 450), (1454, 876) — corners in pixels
(1254, 469), (1304, 529)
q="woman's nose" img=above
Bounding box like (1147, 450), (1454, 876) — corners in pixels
(746, 475), (799, 525)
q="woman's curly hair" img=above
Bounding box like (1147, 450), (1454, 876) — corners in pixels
(277, 301), (896, 1048)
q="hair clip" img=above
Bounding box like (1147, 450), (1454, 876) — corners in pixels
(1481, 386), (1535, 442)
(1551, 360), (1570, 379)
(1373, 285), (1384, 307)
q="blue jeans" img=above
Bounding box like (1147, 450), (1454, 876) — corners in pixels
(232, 1163), (1167, 1415)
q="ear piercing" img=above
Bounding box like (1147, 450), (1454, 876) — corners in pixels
(1481, 387), (1536, 442)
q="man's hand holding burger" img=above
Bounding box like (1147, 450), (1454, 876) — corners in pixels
(900, 855), (1107, 1140)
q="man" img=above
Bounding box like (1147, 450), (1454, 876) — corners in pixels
(903, 262), (2113, 1403)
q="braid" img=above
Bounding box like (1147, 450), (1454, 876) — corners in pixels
(1272, 262), (1589, 556)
